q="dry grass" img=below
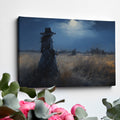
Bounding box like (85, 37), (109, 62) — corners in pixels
(19, 52), (115, 87)
(19, 52), (41, 86)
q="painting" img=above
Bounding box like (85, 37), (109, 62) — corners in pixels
(18, 16), (115, 87)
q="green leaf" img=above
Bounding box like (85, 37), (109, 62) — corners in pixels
(45, 90), (56, 105)
(102, 99), (112, 109)
(107, 104), (120, 120)
(55, 99), (65, 104)
(84, 117), (98, 120)
(0, 73), (10, 91)
(20, 87), (36, 98)
(37, 86), (56, 98)
(2, 81), (20, 97)
(37, 89), (45, 98)
(0, 99), (3, 106)
(2, 89), (9, 97)
(34, 100), (49, 119)
(9, 81), (20, 93)
(0, 106), (16, 118)
(3, 94), (20, 110)
(48, 86), (56, 93)
(113, 98), (120, 106)
(75, 107), (88, 119)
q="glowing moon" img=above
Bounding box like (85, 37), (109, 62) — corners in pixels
(69, 19), (78, 27)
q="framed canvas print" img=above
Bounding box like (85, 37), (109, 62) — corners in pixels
(18, 16), (115, 87)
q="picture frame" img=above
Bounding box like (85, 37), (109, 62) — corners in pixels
(18, 16), (115, 87)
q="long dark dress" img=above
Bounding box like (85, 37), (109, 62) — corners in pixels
(38, 35), (58, 81)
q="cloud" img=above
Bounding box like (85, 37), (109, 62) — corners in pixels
(56, 19), (97, 38)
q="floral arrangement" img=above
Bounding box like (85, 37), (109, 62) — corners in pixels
(0, 73), (119, 120)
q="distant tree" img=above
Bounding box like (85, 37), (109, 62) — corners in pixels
(71, 49), (76, 55)
(89, 48), (106, 55)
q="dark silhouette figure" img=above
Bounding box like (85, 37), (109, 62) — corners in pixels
(38, 28), (59, 86)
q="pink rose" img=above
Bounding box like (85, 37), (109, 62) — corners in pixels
(48, 115), (62, 120)
(49, 104), (58, 113)
(52, 108), (69, 120)
(0, 116), (13, 120)
(71, 104), (86, 116)
(19, 101), (58, 118)
(49, 107), (74, 120)
(44, 103), (58, 114)
(19, 100), (35, 118)
(64, 113), (74, 120)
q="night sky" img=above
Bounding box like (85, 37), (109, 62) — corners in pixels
(18, 17), (115, 52)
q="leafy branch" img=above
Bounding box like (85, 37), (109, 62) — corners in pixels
(0, 73), (64, 120)
(102, 98), (120, 120)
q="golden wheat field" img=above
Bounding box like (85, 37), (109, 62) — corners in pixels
(19, 52), (115, 87)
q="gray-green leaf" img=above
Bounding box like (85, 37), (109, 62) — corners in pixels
(34, 100), (49, 119)
(84, 117), (98, 120)
(0, 99), (3, 106)
(113, 98), (120, 107)
(3, 94), (20, 110)
(28, 110), (33, 120)
(28, 110), (49, 120)
(24, 99), (33, 102)
(37, 86), (56, 99)
(75, 107), (88, 119)
(45, 90), (56, 105)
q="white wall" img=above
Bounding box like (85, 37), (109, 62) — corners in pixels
(0, 0), (120, 119)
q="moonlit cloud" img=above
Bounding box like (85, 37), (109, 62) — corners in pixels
(56, 20), (97, 38)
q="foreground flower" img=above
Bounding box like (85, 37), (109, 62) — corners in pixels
(49, 107), (74, 120)
(0, 116), (13, 120)
(48, 115), (62, 120)
(44, 102), (58, 114)
(19, 101), (35, 118)
(71, 104), (86, 116)
(49, 104), (58, 113)
(64, 113), (74, 120)
(53, 108), (69, 119)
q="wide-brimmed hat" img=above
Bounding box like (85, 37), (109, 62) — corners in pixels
(40, 28), (56, 36)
